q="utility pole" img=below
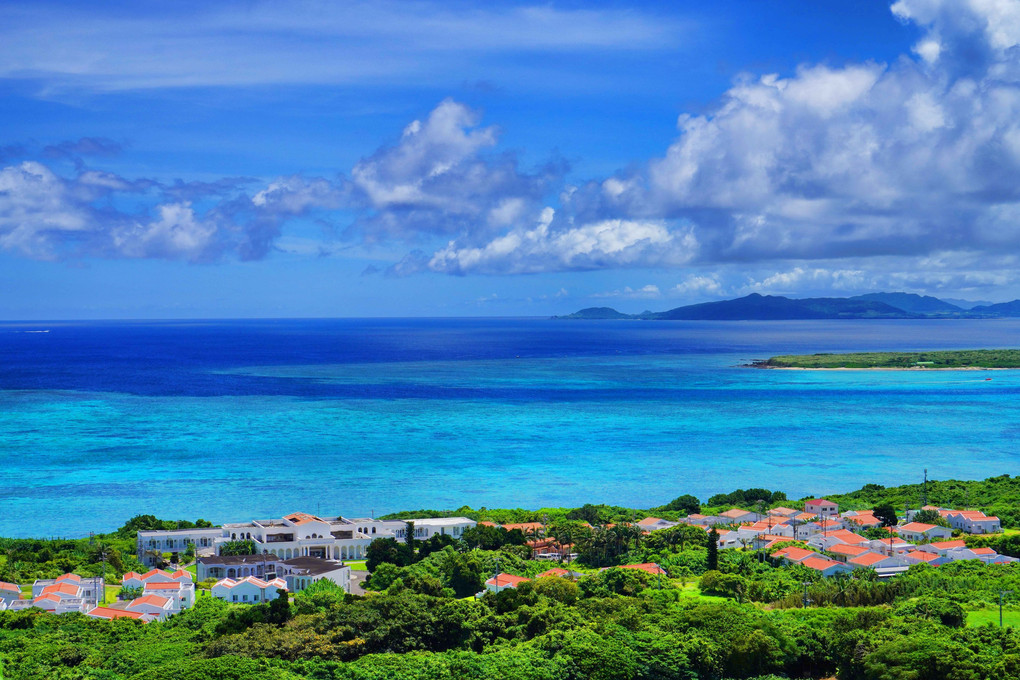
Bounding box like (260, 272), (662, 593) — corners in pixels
(922, 468), (928, 507)
(802, 581), (811, 609)
(1001, 590), (1013, 628)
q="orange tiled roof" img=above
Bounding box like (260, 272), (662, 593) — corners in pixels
(849, 552), (887, 567)
(825, 530), (869, 545)
(129, 595), (170, 608)
(828, 543), (870, 557)
(906, 551), (940, 562)
(899, 522), (938, 532)
(929, 540), (967, 549)
(41, 583), (80, 596)
(536, 568), (570, 578)
(775, 547), (815, 561)
(144, 582), (183, 591)
(0, 581), (20, 594)
(285, 512), (326, 525)
(618, 563), (666, 576)
(802, 556), (840, 570)
(88, 607), (146, 620)
(486, 573), (531, 587)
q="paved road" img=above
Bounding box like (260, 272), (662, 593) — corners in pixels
(349, 570), (369, 595)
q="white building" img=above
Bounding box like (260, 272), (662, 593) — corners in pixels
(283, 557), (351, 593)
(137, 512), (476, 566)
(0, 581), (20, 606)
(485, 573), (531, 593)
(944, 511), (1001, 534)
(32, 574), (104, 608)
(126, 595), (175, 621)
(804, 499), (839, 518)
(896, 522), (953, 542)
(212, 576), (288, 603)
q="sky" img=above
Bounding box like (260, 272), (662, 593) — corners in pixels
(2, 0), (1020, 318)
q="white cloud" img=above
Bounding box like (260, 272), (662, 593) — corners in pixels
(111, 202), (218, 261)
(560, 0), (1020, 271)
(671, 274), (723, 297)
(346, 99), (558, 243)
(593, 284), (662, 300)
(427, 208), (698, 275)
(0, 162), (92, 258)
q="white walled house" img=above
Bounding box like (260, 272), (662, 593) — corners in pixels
(0, 581), (20, 605)
(896, 522), (953, 542)
(212, 577), (288, 603)
(944, 511), (1001, 534)
(284, 557), (351, 593)
(126, 595), (175, 621)
(32, 574), (104, 608)
(135, 528), (222, 564)
(719, 509), (759, 524)
(31, 593), (88, 614)
(636, 517), (679, 532)
(143, 581), (195, 612)
(804, 499), (839, 518)
(485, 573), (531, 593)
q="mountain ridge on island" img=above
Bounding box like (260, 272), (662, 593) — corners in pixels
(555, 291), (1020, 320)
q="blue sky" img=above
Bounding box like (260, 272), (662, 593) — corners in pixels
(2, 0), (1020, 318)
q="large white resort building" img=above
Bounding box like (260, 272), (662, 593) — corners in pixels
(136, 511), (476, 566)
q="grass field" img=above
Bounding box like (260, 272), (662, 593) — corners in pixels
(346, 560), (368, 571)
(677, 582), (728, 603)
(966, 608), (1020, 628)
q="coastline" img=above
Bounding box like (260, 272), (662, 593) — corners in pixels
(753, 365), (1007, 371)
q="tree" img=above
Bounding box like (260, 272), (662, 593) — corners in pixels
(913, 509), (950, 527)
(405, 521), (416, 554)
(366, 538), (413, 572)
(873, 503), (898, 527)
(439, 550), (485, 598)
(658, 494), (702, 515)
(707, 528), (720, 571)
(266, 588), (292, 624)
(219, 540), (256, 556)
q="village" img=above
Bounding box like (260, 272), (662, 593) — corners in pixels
(0, 497), (1012, 621)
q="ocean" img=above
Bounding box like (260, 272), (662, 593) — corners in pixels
(1, 317), (1019, 538)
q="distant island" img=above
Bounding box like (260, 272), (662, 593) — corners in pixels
(556, 291), (1020, 321)
(753, 349), (1020, 369)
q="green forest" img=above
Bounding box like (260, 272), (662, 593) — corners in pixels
(757, 349), (1020, 369)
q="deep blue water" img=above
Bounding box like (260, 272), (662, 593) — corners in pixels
(1, 318), (1019, 538)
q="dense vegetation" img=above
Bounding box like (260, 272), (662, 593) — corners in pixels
(4, 475), (1020, 678)
(5, 540), (1020, 679)
(758, 349), (1020, 369)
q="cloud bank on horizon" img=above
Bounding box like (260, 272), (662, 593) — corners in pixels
(3, 0), (1020, 303)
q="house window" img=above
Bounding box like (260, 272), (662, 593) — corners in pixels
(242, 595), (247, 601)
(232, 595), (237, 601)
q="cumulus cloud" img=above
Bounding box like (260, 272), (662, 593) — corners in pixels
(426, 208), (697, 275)
(6, 0), (1020, 290)
(0, 159), (335, 262)
(570, 0), (1020, 272)
(345, 99), (559, 244)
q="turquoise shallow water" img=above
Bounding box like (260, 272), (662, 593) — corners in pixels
(1, 318), (1019, 537)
